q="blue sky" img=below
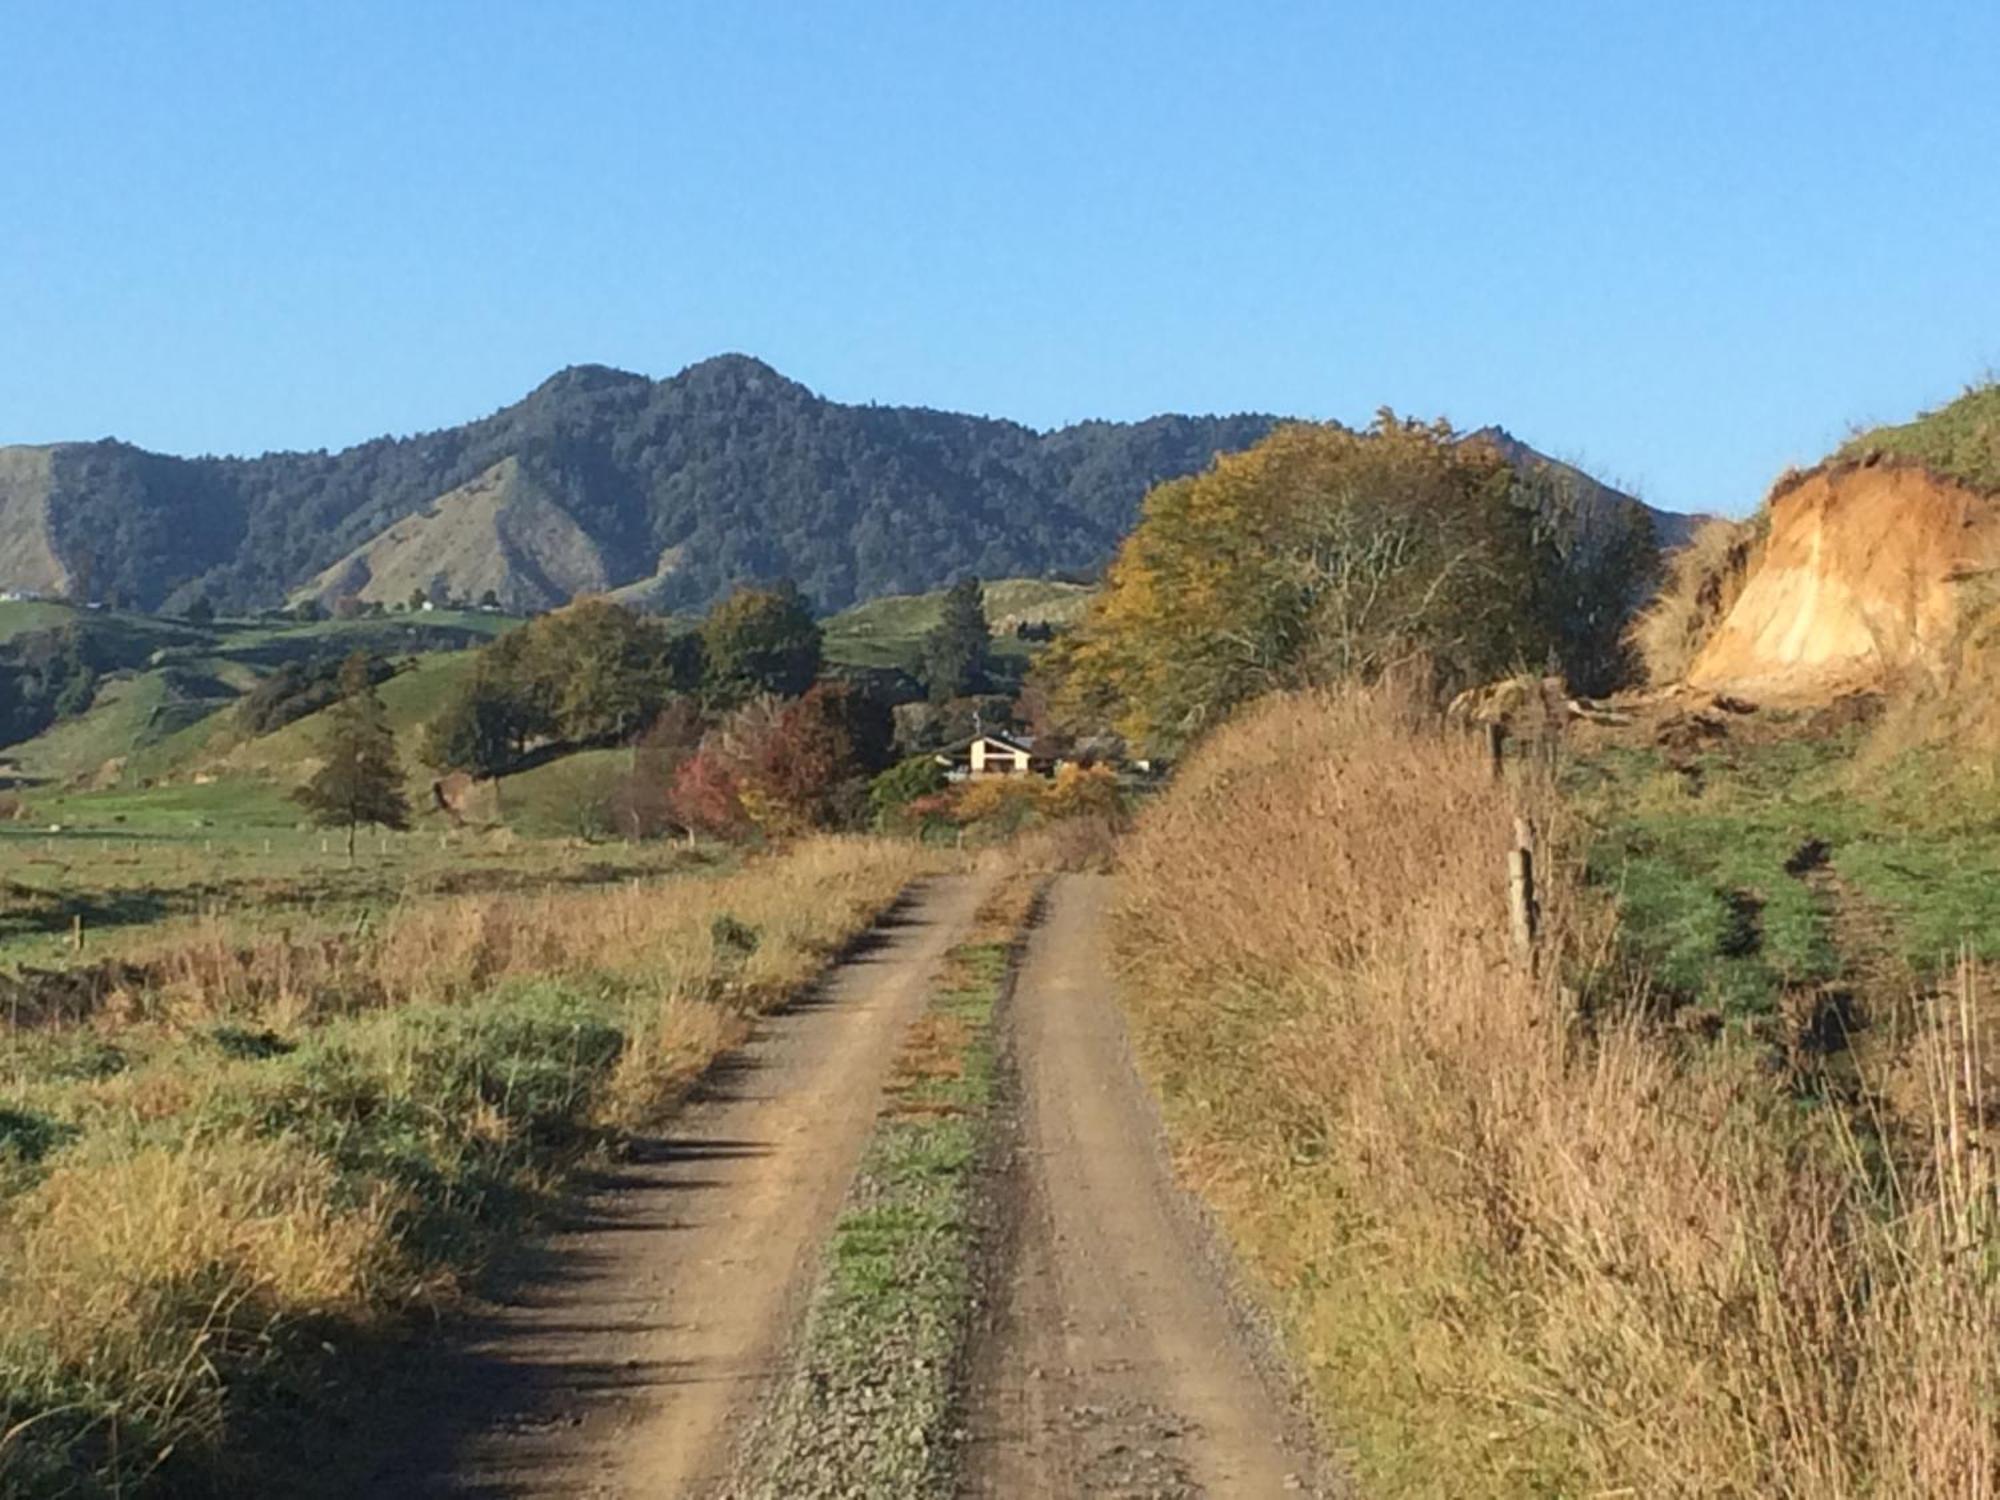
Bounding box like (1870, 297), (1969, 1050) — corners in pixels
(3, 1), (1996, 517)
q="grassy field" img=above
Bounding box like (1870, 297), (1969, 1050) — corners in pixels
(1567, 727), (2000, 1020)
(0, 769), (708, 970)
(0, 834), (929, 1497)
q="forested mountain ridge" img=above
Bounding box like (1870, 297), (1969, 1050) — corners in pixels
(2, 357), (1280, 614)
(2, 356), (1688, 615)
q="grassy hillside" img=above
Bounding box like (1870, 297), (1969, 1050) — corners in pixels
(822, 578), (1095, 670)
(2, 668), (237, 785)
(1839, 381), (2000, 493)
(0, 602), (517, 786)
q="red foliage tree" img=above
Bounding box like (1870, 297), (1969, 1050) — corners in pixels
(666, 746), (750, 837)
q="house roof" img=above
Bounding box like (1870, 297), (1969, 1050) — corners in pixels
(936, 731), (1035, 756)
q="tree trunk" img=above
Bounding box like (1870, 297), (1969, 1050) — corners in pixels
(346, 821), (356, 863)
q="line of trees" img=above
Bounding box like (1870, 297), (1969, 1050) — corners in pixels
(419, 588), (815, 779)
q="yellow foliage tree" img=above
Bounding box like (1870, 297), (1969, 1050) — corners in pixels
(1038, 416), (1544, 755)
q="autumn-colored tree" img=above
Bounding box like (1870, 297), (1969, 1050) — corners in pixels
(1036, 417), (1550, 755)
(293, 652), (411, 859)
(664, 683), (890, 840)
(741, 682), (891, 833)
(667, 747), (751, 838)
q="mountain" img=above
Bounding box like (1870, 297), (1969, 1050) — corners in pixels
(0, 358), (1689, 615)
(0, 357), (1278, 615)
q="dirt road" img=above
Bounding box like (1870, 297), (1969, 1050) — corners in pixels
(371, 873), (991, 1499)
(959, 874), (1329, 1497)
(370, 869), (1329, 1498)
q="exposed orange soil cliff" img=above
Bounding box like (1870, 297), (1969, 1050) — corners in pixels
(1687, 458), (1998, 702)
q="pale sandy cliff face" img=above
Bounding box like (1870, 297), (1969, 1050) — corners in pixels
(0, 447), (74, 597)
(1687, 460), (1995, 701)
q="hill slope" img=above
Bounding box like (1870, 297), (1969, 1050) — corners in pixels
(1, 358), (1688, 618)
(293, 457), (613, 613)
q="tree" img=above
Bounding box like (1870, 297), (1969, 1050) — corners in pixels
(1516, 466), (1662, 697)
(1036, 417), (1550, 755)
(294, 652), (411, 859)
(667, 746), (751, 838)
(478, 589), (502, 610)
(422, 600), (704, 773)
(700, 581), (822, 704)
(921, 577), (990, 703)
(540, 598), (701, 744)
(420, 673), (524, 777)
(741, 682), (892, 833)
(184, 594), (216, 627)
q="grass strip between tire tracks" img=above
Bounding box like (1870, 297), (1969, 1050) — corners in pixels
(743, 874), (1040, 1499)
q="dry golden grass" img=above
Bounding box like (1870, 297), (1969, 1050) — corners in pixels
(1117, 682), (1999, 1497)
(1632, 513), (1764, 686)
(0, 835), (929, 1495)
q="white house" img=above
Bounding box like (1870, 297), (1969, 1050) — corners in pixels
(935, 731), (1041, 780)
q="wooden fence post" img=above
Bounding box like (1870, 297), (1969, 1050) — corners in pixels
(71, 914), (84, 954)
(1508, 816), (1539, 971)
(1486, 721), (1507, 781)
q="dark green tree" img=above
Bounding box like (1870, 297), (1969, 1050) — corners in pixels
(294, 652), (411, 859)
(184, 594), (216, 627)
(420, 673), (524, 777)
(700, 581), (823, 704)
(921, 577), (990, 703)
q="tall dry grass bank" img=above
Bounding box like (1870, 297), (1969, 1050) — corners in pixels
(1117, 685), (1998, 1497)
(0, 837), (927, 1497)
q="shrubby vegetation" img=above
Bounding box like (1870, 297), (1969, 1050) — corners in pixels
(1037, 417), (1659, 756)
(1119, 680), (1999, 1496)
(420, 589), (905, 843)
